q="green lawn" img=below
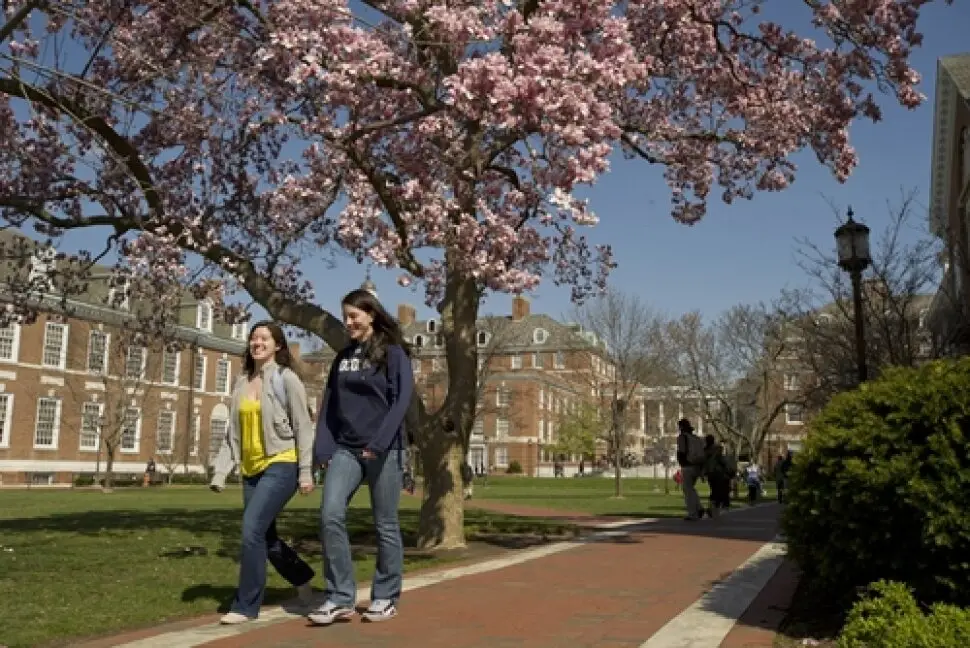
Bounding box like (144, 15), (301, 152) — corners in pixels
(0, 478), (693, 647)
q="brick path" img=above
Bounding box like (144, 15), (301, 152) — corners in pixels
(466, 499), (640, 527)
(194, 504), (781, 648)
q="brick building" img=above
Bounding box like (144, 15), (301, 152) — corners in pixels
(0, 232), (247, 486)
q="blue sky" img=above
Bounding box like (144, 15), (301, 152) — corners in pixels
(36, 2), (970, 328)
(313, 1), (970, 325)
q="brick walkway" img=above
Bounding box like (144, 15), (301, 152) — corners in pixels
(466, 499), (640, 527)
(191, 504), (781, 648)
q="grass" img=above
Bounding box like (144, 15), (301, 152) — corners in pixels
(0, 478), (693, 647)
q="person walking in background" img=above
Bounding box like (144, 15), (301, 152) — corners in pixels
(745, 462), (764, 505)
(703, 437), (732, 517)
(676, 418), (706, 521)
(775, 451), (794, 503)
(210, 322), (316, 625)
(310, 289), (414, 626)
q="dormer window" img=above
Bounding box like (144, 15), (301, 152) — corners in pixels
(231, 322), (247, 340)
(477, 331), (490, 347)
(435, 334), (444, 347)
(919, 308), (929, 329)
(533, 328), (549, 345)
(28, 247), (56, 293)
(426, 319), (438, 334)
(196, 300), (213, 332)
(108, 276), (130, 311)
(413, 334), (425, 348)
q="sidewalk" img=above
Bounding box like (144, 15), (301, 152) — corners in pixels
(112, 503), (786, 648)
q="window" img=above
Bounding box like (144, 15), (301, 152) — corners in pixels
(209, 417), (229, 458)
(785, 403), (805, 425)
(28, 247), (55, 292)
(494, 446), (509, 467)
(426, 319), (437, 334)
(107, 277), (130, 311)
(0, 393), (12, 448)
(86, 330), (109, 374)
(918, 309), (929, 329)
(412, 358), (422, 374)
(121, 408), (141, 452)
(539, 418), (545, 442)
(434, 334), (444, 347)
(125, 346), (146, 380)
(215, 359), (231, 394)
(539, 388), (545, 408)
(413, 334), (424, 348)
(190, 414), (201, 456)
(431, 358), (442, 372)
(510, 353), (522, 370)
(532, 352), (544, 369)
(33, 397), (61, 449)
(231, 322), (247, 340)
(0, 324), (20, 363)
(477, 357), (484, 371)
(477, 331), (490, 347)
(496, 388), (511, 408)
(156, 411), (176, 454)
(554, 351), (566, 369)
(196, 300), (213, 331)
(533, 328), (549, 344)
(783, 373), (798, 391)
(79, 402), (103, 451)
(472, 419), (484, 437)
(194, 354), (207, 390)
(42, 322), (68, 369)
(162, 349), (180, 385)
(496, 416), (509, 438)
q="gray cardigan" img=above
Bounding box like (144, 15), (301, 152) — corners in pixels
(210, 361), (314, 488)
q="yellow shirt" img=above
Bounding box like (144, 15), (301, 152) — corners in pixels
(239, 397), (297, 477)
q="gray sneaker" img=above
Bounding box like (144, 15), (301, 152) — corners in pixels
(307, 601), (355, 626)
(362, 599), (397, 622)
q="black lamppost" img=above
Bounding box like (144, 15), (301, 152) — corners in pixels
(835, 207), (872, 383)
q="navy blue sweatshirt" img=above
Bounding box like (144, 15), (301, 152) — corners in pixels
(313, 343), (413, 465)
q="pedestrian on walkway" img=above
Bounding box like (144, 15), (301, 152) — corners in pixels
(310, 289), (414, 626)
(210, 321), (316, 625)
(703, 437), (731, 517)
(676, 418), (706, 521)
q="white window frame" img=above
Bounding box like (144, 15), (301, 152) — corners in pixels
(431, 357), (442, 373)
(785, 403), (805, 426)
(156, 410), (176, 454)
(42, 322), (69, 369)
(28, 247), (55, 292)
(125, 345), (147, 380)
(472, 418), (484, 437)
(412, 358), (422, 374)
(231, 322), (247, 340)
(476, 331), (490, 347)
(87, 330), (110, 375)
(783, 373), (798, 391)
(0, 324), (21, 363)
(107, 277), (130, 311)
(0, 392), (13, 448)
(554, 351), (566, 369)
(209, 416), (229, 460)
(494, 446), (509, 467)
(215, 358), (231, 394)
(412, 334), (425, 348)
(33, 397), (62, 449)
(196, 300), (213, 332)
(496, 416), (509, 438)
(194, 354), (207, 391)
(496, 387), (511, 408)
(120, 407), (142, 453)
(510, 353), (522, 370)
(161, 349), (181, 385)
(533, 328), (549, 344)
(79, 401), (103, 451)
(532, 352), (543, 369)
(426, 319), (437, 334)
(190, 414), (201, 456)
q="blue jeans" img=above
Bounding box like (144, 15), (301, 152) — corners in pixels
(231, 462), (315, 618)
(321, 446), (403, 607)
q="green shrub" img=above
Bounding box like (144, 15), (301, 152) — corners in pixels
(783, 358), (970, 606)
(506, 460), (523, 474)
(839, 580), (970, 648)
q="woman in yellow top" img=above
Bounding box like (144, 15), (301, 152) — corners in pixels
(210, 321), (316, 625)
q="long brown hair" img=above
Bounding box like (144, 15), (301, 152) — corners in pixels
(243, 320), (294, 376)
(341, 289), (411, 367)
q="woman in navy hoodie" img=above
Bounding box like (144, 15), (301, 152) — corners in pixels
(309, 289), (414, 626)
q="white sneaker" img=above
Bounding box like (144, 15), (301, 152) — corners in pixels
(296, 583), (314, 606)
(362, 599), (397, 622)
(219, 612), (251, 625)
(307, 601), (355, 626)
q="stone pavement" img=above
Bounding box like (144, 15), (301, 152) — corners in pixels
(110, 503), (786, 648)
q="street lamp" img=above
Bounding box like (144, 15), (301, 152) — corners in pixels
(835, 207), (872, 383)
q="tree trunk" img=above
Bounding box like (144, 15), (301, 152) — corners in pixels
(415, 272), (480, 550)
(103, 444), (115, 490)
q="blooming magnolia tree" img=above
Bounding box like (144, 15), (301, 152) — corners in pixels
(0, 0), (949, 548)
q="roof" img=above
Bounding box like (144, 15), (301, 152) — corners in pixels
(929, 52), (970, 237)
(941, 54), (970, 99)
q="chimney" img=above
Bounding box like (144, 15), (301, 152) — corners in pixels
(512, 295), (530, 321)
(398, 303), (416, 326)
